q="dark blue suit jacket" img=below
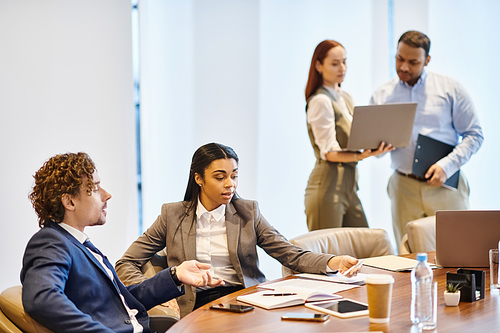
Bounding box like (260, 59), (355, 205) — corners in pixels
(21, 221), (183, 333)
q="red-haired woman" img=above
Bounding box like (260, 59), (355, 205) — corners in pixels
(304, 40), (393, 231)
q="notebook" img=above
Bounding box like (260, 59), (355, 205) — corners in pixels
(435, 210), (500, 267)
(237, 286), (341, 310)
(336, 102), (417, 151)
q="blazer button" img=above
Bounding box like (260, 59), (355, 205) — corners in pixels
(124, 319), (131, 324)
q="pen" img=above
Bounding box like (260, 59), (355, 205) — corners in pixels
(342, 259), (364, 276)
(262, 293), (297, 297)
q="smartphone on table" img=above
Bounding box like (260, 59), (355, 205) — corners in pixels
(209, 303), (254, 313)
(305, 299), (368, 318)
(281, 313), (330, 322)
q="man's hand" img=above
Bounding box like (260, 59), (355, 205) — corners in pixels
(327, 256), (363, 277)
(425, 164), (447, 186)
(175, 260), (225, 288)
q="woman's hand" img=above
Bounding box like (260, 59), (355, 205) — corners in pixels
(357, 142), (395, 161)
(327, 256), (363, 277)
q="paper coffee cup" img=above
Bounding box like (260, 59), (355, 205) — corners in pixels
(365, 274), (395, 323)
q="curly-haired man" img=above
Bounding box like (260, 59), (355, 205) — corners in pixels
(21, 152), (223, 333)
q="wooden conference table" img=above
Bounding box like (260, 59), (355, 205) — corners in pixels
(168, 252), (500, 332)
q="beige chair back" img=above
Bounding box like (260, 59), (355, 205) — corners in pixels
(139, 249), (180, 322)
(0, 286), (53, 333)
(405, 216), (436, 253)
(399, 234), (411, 254)
(141, 248), (168, 278)
(282, 228), (395, 276)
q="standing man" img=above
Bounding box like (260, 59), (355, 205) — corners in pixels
(21, 152), (223, 333)
(370, 30), (483, 245)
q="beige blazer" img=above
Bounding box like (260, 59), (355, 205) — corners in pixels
(115, 198), (333, 317)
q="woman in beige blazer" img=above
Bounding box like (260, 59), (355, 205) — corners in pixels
(304, 40), (394, 231)
(116, 143), (362, 318)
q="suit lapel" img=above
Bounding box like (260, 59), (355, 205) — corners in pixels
(49, 222), (122, 295)
(225, 203), (244, 284)
(181, 207), (197, 261)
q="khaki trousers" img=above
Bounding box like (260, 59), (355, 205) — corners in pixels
(387, 171), (470, 246)
(305, 160), (368, 231)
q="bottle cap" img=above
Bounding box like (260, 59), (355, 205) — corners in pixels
(417, 253), (428, 262)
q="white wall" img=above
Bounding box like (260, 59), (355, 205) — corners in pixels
(427, 0), (500, 209)
(139, 0), (261, 227)
(0, 0), (138, 291)
(140, 0), (500, 281)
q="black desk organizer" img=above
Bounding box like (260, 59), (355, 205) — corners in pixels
(446, 269), (485, 302)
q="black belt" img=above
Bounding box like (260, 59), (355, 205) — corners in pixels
(396, 170), (428, 182)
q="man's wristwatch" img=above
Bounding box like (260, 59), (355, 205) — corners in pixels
(170, 266), (183, 286)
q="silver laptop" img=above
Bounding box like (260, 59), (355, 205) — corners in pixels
(343, 102), (417, 151)
(435, 210), (500, 267)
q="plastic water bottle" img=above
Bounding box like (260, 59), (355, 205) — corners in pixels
(411, 253), (435, 329)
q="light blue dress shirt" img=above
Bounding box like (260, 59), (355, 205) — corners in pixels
(370, 69), (483, 178)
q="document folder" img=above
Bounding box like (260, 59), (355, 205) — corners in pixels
(412, 134), (459, 190)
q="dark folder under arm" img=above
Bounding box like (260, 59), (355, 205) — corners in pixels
(412, 134), (459, 190)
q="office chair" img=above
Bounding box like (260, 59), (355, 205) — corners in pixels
(140, 249), (180, 329)
(0, 285), (53, 333)
(399, 216), (436, 254)
(282, 227), (395, 276)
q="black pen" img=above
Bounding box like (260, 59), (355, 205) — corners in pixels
(261, 293), (297, 297)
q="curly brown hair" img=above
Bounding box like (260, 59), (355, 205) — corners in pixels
(29, 152), (96, 227)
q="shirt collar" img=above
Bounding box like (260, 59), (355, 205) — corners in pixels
(323, 85), (342, 99)
(399, 68), (427, 88)
(58, 222), (88, 244)
(196, 198), (226, 223)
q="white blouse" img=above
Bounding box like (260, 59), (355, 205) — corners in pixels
(195, 199), (241, 290)
(307, 85), (353, 160)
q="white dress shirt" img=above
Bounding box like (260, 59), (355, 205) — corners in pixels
(307, 85), (353, 160)
(59, 223), (143, 333)
(195, 199), (241, 290)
